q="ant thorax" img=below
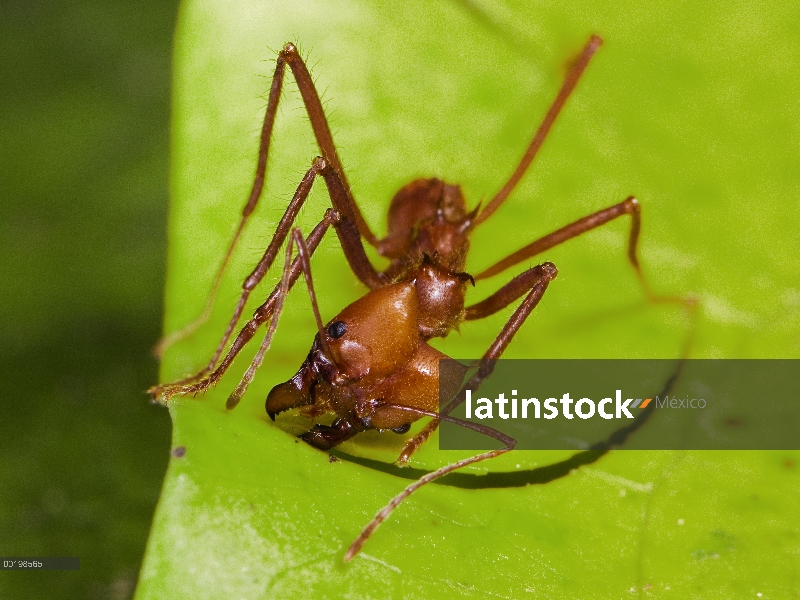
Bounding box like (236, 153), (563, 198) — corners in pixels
(379, 178), (475, 339)
(410, 256), (473, 339)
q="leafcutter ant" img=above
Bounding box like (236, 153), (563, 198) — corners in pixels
(151, 35), (686, 561)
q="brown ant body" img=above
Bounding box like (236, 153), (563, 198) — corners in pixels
(151, 35), (681, 560)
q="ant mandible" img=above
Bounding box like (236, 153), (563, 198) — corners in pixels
(151, 35), (679, 561)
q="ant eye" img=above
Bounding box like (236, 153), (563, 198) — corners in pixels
(327, 321), (347, 339)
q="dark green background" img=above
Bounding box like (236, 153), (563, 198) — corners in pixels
(0, 1), (178, 598)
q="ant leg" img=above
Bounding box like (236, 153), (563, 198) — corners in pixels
(225, 228), (330, 410)
(465, 262), (564, 320)
(153, 161), (387, 404)
(151, 155), (386, 399)
(315, 159), (386, 289)
(472, 35), (603, 227)
(397, 262), (558, 464)
(277, 43), (379, 246)
(155, 44), (383, 357)
(155, 162), (325, 384)
(474, 195), (693, 306)
(153, 176), (380, 406)
(300, 419), (362, 450)
(393, 419), (440, 466)
(221, 226), (298, 410)
(345, 404), (516, 562)
(150, 209), (339, 404)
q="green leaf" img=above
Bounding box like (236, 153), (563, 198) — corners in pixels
(136, 0), (800, 597)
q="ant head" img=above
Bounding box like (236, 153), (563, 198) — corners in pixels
(266, 283), (421, 419)
(321, 282), (420, 382)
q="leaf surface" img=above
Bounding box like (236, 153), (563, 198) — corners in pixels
(136, 0), (800, 597)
